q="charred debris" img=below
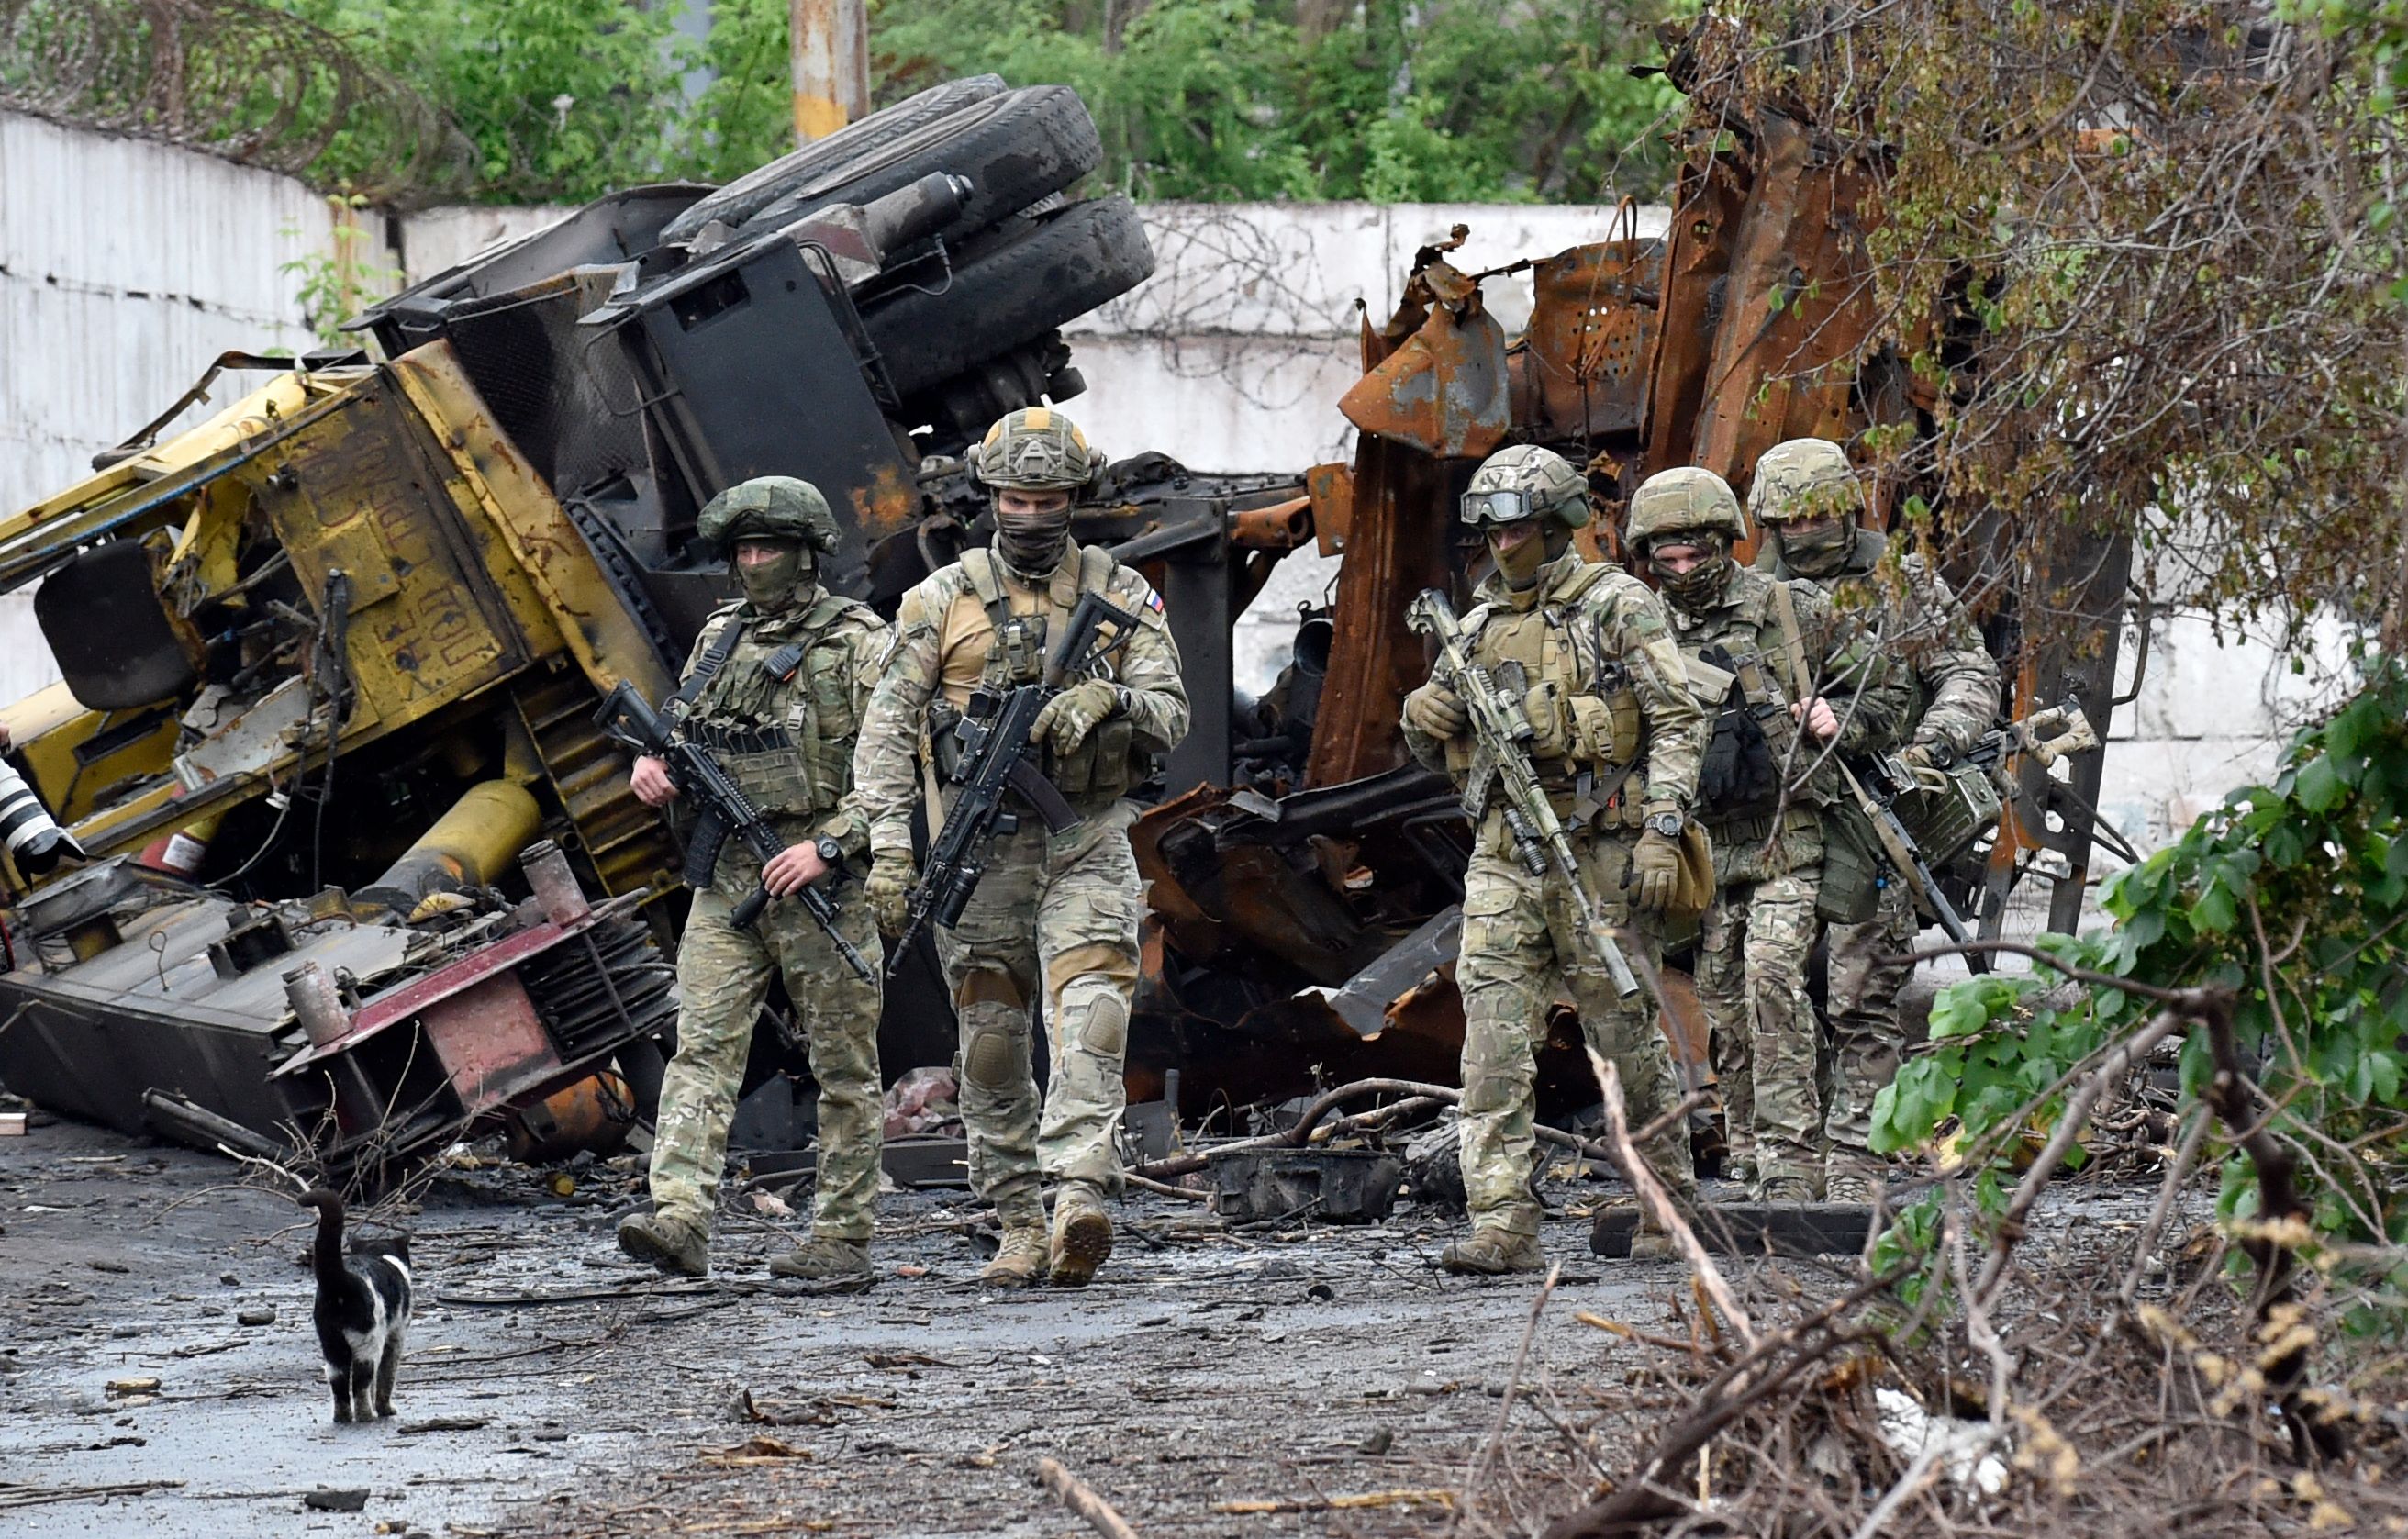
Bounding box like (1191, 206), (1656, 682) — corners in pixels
(0, 73), (2120, 1195)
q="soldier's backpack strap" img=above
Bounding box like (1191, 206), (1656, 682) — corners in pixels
(667, 609), (745, 714)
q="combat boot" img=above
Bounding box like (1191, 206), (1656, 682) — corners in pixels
(1441, 1227), (1544, 1275)
(769, 1236), (872, 1283)
(618, 1210), (708, 1277)
(1754, 1166), (1822, 1204)
(981, 1224), (1051, 1288)
(1823, 1158), (1880, 1204)
(1050, 1185), (1114, 1287)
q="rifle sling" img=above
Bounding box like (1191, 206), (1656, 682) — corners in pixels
(667, 614), (744, 715)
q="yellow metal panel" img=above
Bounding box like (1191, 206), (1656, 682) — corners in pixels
(1, 685), (178, 823)
(254, 382), (518, 726)
(388, 346), (674, 703)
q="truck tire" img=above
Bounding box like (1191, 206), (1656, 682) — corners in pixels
(660, 74), (1005, 245)
(862, 195), (1154, 399)
(737, 85), (1105, 248)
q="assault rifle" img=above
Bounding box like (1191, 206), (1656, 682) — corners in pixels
(892, 591), (1138, 968)
(1842, 698), (2103, 965)
(1406, 589), (1641, 999)
(592, 683), (875, 982)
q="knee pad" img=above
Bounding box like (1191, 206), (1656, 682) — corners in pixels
(1077, 996), (1128, 1058)
(964, 1028), (1020, 1090)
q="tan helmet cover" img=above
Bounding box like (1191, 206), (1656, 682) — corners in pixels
(1624, 465), (1745, 549)
(1747, 438), (1863, 526)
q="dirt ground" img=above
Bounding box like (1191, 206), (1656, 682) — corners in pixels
(1, 1114), (1705, 1537)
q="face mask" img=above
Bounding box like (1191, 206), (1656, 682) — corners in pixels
(1776, 520), (1853, 576)
(1488, 524), (1547, 593)
(996, 506), (1072, 578)
(1653, 548), (1732, 610)
(735, 543), (808, 610)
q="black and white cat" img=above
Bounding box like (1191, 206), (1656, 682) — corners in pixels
(296, 1188), (413, 1423)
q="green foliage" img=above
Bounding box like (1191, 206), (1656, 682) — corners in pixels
(261, 0), (1684, 205)
(279, 197), (405, 346)
(868, 0), (1684, 202)
(677, 0), (793, 184)
(279, 0), (695, 203)
(1870, 659), (2408, 1290)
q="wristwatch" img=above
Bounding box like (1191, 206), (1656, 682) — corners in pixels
(1642, 810), (1685, 840)
(814, 836), (843, 866)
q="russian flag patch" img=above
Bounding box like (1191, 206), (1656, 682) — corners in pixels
(1146, 590), (1165, 614)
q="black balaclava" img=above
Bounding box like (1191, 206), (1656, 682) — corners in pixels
(996, 502), (1072, 579)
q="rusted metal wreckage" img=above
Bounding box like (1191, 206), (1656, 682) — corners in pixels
(0, 71), (2121, 1178)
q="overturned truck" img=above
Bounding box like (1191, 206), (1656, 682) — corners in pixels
(0, 80), (1308, 1178)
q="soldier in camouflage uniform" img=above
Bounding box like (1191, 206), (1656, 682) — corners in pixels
(853, 408), (1189, 1289)
(1627, 468), (1906, 1200)
(1750, 438), (2002, 1199)
(617, 477), (890, 1283)
(1399, 445), (1711, 1274)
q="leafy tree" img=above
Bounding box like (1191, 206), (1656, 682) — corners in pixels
(278, 0), (694, 203)
(868, 0), (1684, 201)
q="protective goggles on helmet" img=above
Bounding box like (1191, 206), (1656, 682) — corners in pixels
(1461, 488), (1541, 526)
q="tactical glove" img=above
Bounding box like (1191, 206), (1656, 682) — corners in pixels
(1032, 678), (1121, 754)
(1894, 742), (1939, 772)
(865, 850), (916, 937)
(1402, 681), (1469, 741)
(1629, 824), (1683, 915)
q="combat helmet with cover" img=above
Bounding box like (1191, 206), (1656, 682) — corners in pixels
(1624, 466), (1745, 551)
(696, 475), (842, 555)
(967, 406), (1103, 493)
(1746, 438), (1861, 527)
(1458, 444), (1591, 530)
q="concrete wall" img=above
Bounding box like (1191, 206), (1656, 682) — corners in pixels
(0, 111), (2333, 884)
(0, 112), (340, 703)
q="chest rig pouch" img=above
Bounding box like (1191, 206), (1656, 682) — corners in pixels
(954, 548), (1140, 799)
(1444, 569), (1645, 823)
(1694, 642), (1779, 820)
(681, 598), (862, 821)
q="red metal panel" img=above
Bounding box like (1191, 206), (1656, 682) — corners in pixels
(420, 973), (563, 1116)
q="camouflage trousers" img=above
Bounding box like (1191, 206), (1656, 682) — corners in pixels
(1822, 875), (1916, 1172)
(1697, 864), (1824, 1191)
(935, 799), (1142, 1225)
(1456, 824), (1693, 1239)
(649, 864), (885, 1242)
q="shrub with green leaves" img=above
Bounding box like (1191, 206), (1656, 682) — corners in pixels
(1872, 658), (2408, 1286)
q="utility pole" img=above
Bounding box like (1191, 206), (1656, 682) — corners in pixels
(791, 0), (868, 144)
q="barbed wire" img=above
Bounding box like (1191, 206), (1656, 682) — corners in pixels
(0, 0), (475, 205)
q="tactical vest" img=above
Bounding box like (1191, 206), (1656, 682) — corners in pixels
(676, 592), (869, 820)
(1448, 563), (1646, 817)
(953, 546), (1144, 799)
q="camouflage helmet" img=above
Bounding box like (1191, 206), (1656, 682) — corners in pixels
(696, 475), (841, 554)
(1747, 438), (1863, 526)
(968, 406), (1102, 492)
(1459, 444), (1591, 530)
(1624, 466), (1745, 549)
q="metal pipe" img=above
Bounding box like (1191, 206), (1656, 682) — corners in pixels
(790, 0), (867, 143)
(284, 961), (351, 1048)
(353, 779), (541, 917)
